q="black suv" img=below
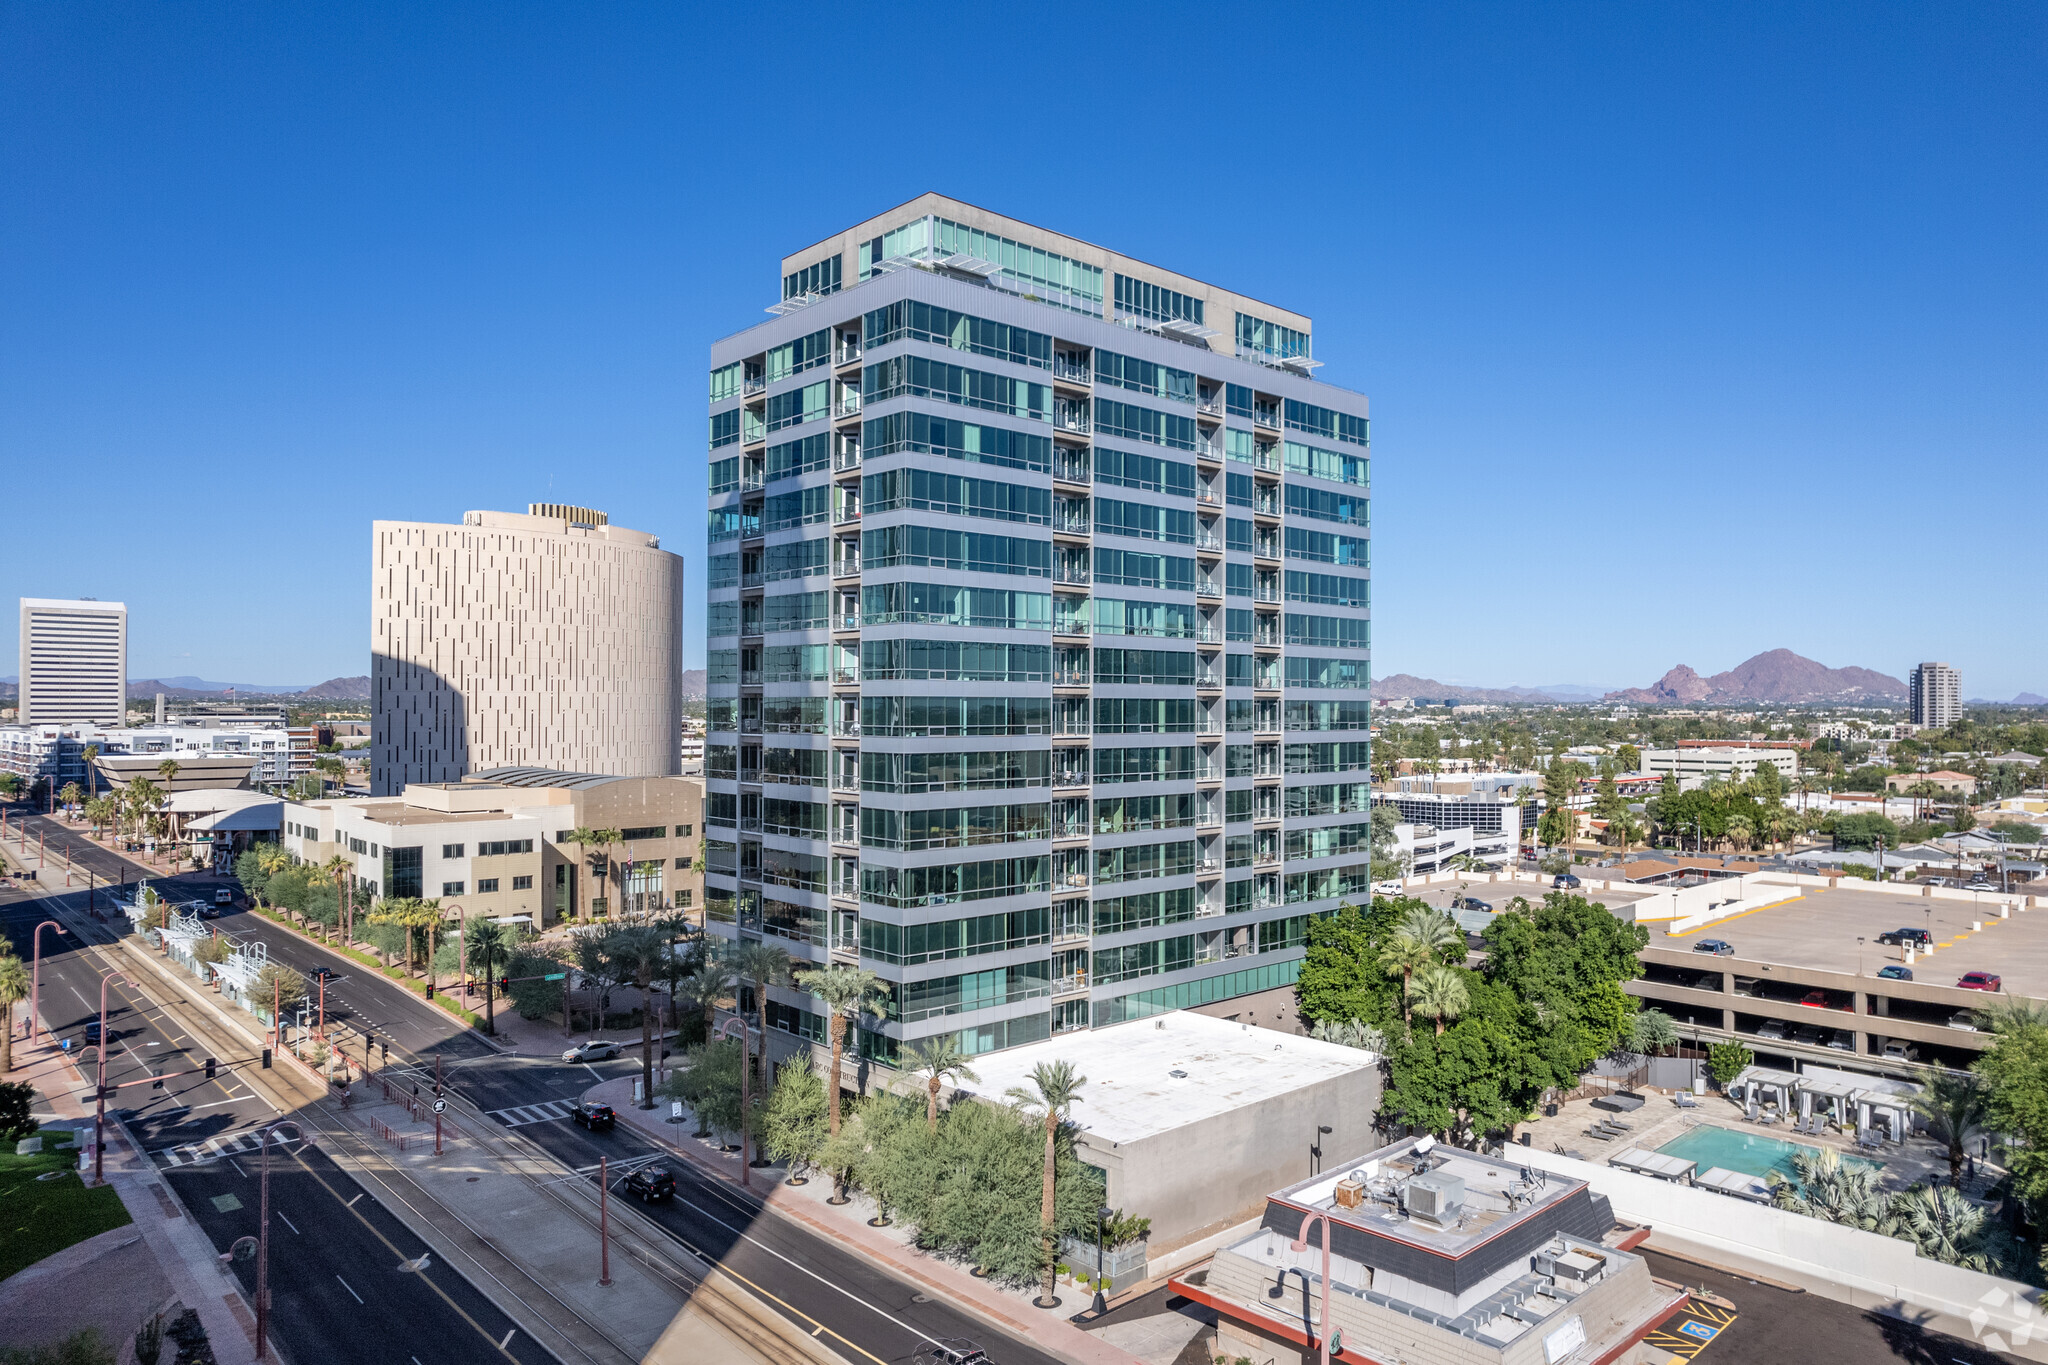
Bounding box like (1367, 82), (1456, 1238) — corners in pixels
(1876, 928), (1933, 947)
(624, 1167), (675, 1203)
(572, 1102), (616, 1132)
(1450, 895), (1493, 913)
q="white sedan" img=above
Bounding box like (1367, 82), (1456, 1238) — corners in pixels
(562, 1040), (624, 1062)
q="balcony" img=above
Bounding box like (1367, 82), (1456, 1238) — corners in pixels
(740, 467), (766, 492)
(1052, 972), (1090, 999)
(1253, 404), (1280, 430)
(744, 374), (767, 396)
(1194, 531), (1222, 553)
(1053, 450), (1091, 484)
(1054, 404), (1091, 437)
(1054, 563), (1091, 587)
(1196, 396), (1222, 418)
(1052, 358), (1092, 386)
(1196, 670), (1222, 690)
(1057, 512), (1092, 536)
(741, 571), (763, 590)
(1194, 438), (1223, 461)
(833, 552), (862, 579)
(834, 394), (863, 419)
(1053, 667), (1091, 688)
(834, 442), (862, 472)
(834, 341), (862, 367)
(1054, 618), (1090, 638)
(835, 611), (860, 631)
(1196, 579), (1221, 599)
(1195, 625), (1221, 644)
(832, 665), (859, 685)
(740, 669), (763, 687)
(1196, 858), (1223, 876)
(832, 721), (862, 739)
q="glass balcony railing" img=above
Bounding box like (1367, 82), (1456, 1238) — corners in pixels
(1053, 358), (1092, 385)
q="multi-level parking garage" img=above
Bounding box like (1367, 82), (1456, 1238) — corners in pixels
(1629, 882), (2039, 1074)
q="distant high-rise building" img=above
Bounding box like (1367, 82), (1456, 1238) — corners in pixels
(372, 505), (684, 795)
(18, 598), (127, 724)
(704, 195), (1371, 1058)
(1910, 661), (1960, 729)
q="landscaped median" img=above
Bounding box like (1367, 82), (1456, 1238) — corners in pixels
(244, 904), (486, 1032)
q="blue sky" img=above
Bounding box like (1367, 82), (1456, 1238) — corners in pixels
(4, 4), (2043, 698)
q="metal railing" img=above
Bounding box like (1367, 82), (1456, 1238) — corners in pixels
(835, 342), (862, 366)
(1054, 451), (1091, 483)
(1055, 564), (1091, 586)
(834, 443), (862, 471)
(744, 375), (766, 395)
(1052, 358), (1092, 385)
(835, 394), (862, 418)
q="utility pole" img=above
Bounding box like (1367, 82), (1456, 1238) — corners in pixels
(598, 1156), (613, 1286)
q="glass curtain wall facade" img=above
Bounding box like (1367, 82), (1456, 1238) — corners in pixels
(708, 209), (1369, 1063)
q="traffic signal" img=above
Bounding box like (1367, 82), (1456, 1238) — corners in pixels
(261, 1048), (273, 1070)
(205, 1057), (217, 1080)
(425, 982), (435, 999)
(497, 976), (510, 994)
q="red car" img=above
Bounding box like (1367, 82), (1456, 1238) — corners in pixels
(1800, 991), (1828, 1008)
(1957, 972), (2003, 992)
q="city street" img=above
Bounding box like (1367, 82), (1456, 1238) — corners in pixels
(6, 815), (1074, 1365)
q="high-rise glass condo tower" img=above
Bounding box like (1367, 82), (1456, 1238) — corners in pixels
(705, 195), (1370, 1061)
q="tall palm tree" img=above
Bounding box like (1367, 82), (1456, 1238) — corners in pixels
(79, 744), (99, 799)
(604, 924), (669, 1104)
(1005, 1059), (1086, 1309)
(1410, 964), (1469, 1037)
(1380, 906), (1461, 1030)
(729, 941), (793, 1180)
(678, 959), (730, 1041)
(58, 782), (83, 816)
(320, 854), (354, 940)
(793, 965), (884, 1139)
(908, 1036), (981, 1134)
(565, 827), (624, 919)
(1910, 1070), (1989, 1184)
(0, 952), (29, 1074)
(464, 916), (512, 1037)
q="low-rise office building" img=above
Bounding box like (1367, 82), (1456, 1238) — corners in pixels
(1640, 747), (1797, 784)
(1178, 1135), (1682, 1365)
(1374, 788), (1526, 853)
(284, 768), (703, 926)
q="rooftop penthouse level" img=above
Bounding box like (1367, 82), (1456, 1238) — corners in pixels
(1180, 1136), (1684, 1365)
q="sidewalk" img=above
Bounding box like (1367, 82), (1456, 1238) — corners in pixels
(6, 1032), (263, 1365)
(587, 1076), (1150, 1365)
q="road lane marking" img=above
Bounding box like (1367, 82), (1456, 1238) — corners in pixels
(229, 1159), (248, 1177)
(345, 1193), (363, 1208)
(336, 1275), (363, 1304)
(277, 1212), (299, 1234)
(498, 1331), (514, 1350)
(283, 1148), (518, 1362)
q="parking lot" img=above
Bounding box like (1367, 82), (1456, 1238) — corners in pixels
(1404, 874), (1659, 917)
(1647, 882), (2037, 997)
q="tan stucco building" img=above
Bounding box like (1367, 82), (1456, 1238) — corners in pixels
(285, 769), (703, 928)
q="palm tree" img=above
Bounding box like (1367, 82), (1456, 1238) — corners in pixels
(0, 952), (29, 1074)
(1006, 1059), (1086, 1309)
(605, 924), (670, 1106)
(565, 828), (623, 919)
(1410, 964), (1469, 1037)
(464, 916), (512, 1037)
(1886, 1184), (1989, 1269)
(1724, 814), (1755, 852)
(79, 744), (99, 799)
(1628, 1007), (1678, 1059)
(908, 1036), (981, 1134)
(320, 854), (354, 940)
(678, 959), (730, 1042)
(58, 782), (83, 816)
(793, 965), (884, 1139)
(728, 941), (793, 1178)
(1910, 1070), (1988, 1184)
(1380, 906), (1461, 1029)
(1770, 1146), (1889, 1230)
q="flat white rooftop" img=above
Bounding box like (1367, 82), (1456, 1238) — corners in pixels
(956, 1011), (1377, 1147)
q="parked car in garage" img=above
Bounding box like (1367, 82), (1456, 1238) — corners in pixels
(1755, 1019), (1787, 1041)
(1882, 1040), (1918, 1061)
(1949, 1011), (1981, 1031)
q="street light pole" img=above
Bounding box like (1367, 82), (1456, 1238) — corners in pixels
(30, 921), (64, 1045)
(1091, 1204), (1113, 1316)
(598, 1156), (613, 1286)
(1310, 1123), (1332, 1177)
(93, 971), (136, 1186)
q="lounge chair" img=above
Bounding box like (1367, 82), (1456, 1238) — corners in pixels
(1602, 1118), (1635, 1133)
(1583, 1126), (1616, 1141)
(1673, 1093), (1700, 1109)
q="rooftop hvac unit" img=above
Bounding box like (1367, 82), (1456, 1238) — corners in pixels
(1404, 1172), (1466, 1225)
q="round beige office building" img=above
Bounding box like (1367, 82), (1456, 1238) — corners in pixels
(372, 504), (684, 794)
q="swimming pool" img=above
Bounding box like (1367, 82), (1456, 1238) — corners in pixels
(1654, 1124), (1884, 1182)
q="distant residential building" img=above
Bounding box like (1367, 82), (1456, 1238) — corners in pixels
(1640, 746), (1796, 784)
(1374, 788), (1525, 852)
(1884, 769), (1978, 796)
(372, 504), (685, 795)
(18, 598), (126, 725)
(0, 720), (300, 795)
(1910, 661), (1960, 729)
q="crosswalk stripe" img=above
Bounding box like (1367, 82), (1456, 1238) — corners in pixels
(486, 1100), (574, 1127)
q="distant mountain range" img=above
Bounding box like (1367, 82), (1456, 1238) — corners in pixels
(1372, 674), (1571, 705)
(681, 669), (706, 700)
(1605, 650), (1906, 705)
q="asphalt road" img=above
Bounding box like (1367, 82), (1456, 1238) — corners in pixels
(447, 1055), (1077, 1365)
(165, 1137), (550, 1365)
(1638, 1248), (2023, 1365)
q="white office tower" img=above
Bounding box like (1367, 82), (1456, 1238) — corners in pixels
(372, 505), (685, 795)
(1909, 662), (1960, 730)
(18, 598), (127, 724)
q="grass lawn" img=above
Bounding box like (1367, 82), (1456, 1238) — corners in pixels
(0, 1128), (133, 1282)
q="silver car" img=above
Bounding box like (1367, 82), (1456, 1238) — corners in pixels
(562, 1040), (623, 1062)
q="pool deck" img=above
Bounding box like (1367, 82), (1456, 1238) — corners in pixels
(1513, 1090), (1979, 1198)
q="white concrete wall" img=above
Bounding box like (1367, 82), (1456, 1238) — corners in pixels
(1515, 1146), (2048, 1359)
